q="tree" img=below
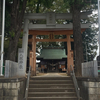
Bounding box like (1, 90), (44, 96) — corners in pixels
(82, 11), (98, 61)
(82, 28), (98, 61)
(6, 0), (27, 61)
(5, 0), (55, 61)
(63, 0), (97, 76)
(72, 1), (84, 76)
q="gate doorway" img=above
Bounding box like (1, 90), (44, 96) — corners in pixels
(28, 30), (83, 75)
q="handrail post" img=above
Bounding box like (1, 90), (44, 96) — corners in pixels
(70, 65), (82, 100)
(24, 66), (31, 100)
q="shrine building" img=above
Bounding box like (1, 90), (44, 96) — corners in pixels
(37, 47), (67, 72)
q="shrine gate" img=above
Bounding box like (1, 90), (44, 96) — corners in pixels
(22, 12), (91, 76)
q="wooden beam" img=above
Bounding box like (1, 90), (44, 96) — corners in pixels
(36, 38), (74, 42)
(29, 29), (85, 35)
(28, 38), (74, 43)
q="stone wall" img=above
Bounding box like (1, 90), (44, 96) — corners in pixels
(77, 77), (100, 100)
(0, 77), (26, 100)
(82, 61), (98, 77)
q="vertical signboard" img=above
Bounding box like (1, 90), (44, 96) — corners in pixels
(18, 48), (25, 76)
(46, 12), (56, 26)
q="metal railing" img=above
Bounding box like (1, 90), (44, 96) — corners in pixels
(23, 66), (31, 100)
(70, 65), (82, 100)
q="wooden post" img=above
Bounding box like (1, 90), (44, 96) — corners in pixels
(32, 35), (36, 76)
(67, 35), (71, 75)
(29, 51), (33, 72)
(70, 50), (74, 67)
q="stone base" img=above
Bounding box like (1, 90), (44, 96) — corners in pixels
(31, 71), (36, 76)
(77, 77), (100, 100)
(0, 77), (26, 100)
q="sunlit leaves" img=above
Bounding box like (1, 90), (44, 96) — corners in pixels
(82, 28), (98, 61)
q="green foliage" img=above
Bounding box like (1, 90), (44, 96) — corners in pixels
(46, 0), (69, 13)
(26, 0), (70, 13)
(63, 0), (97, 11)
(26, 0), (54, 13)
(9, 31), (15, 38)
(82, 28), (98, 61)
(20, 31), (23, 38)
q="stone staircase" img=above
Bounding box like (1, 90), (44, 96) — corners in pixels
(27, 76), (78, 100)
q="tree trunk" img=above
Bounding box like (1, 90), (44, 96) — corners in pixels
(7, 30), (22, 61)
(6, 0), (27, 61)
(72, 5), (84, 76)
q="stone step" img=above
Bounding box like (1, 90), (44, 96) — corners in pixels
(28, 76), (77, 100)
(28, 92), (76, 97)
(29, 84), (74, 88)
(28, 88), (75, 92)
(29, 80), (73, 84)
(27, 97), (78, 100)
(30, 77), (72, 80)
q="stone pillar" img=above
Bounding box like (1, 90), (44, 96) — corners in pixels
(22, 19), (29, 74)
(32, 35), (36, 76)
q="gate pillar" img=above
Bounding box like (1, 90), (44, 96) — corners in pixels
(22, 19), (29, 74)
(32, 35), (36, 76)
(67, 35), (74, 75)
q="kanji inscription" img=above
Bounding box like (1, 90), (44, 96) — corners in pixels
(18, 48), (24, 70)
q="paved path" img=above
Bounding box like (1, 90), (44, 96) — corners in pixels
(35, 73), (68, 77)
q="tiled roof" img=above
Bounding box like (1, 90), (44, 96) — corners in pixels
(37, 48), (67, 60)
